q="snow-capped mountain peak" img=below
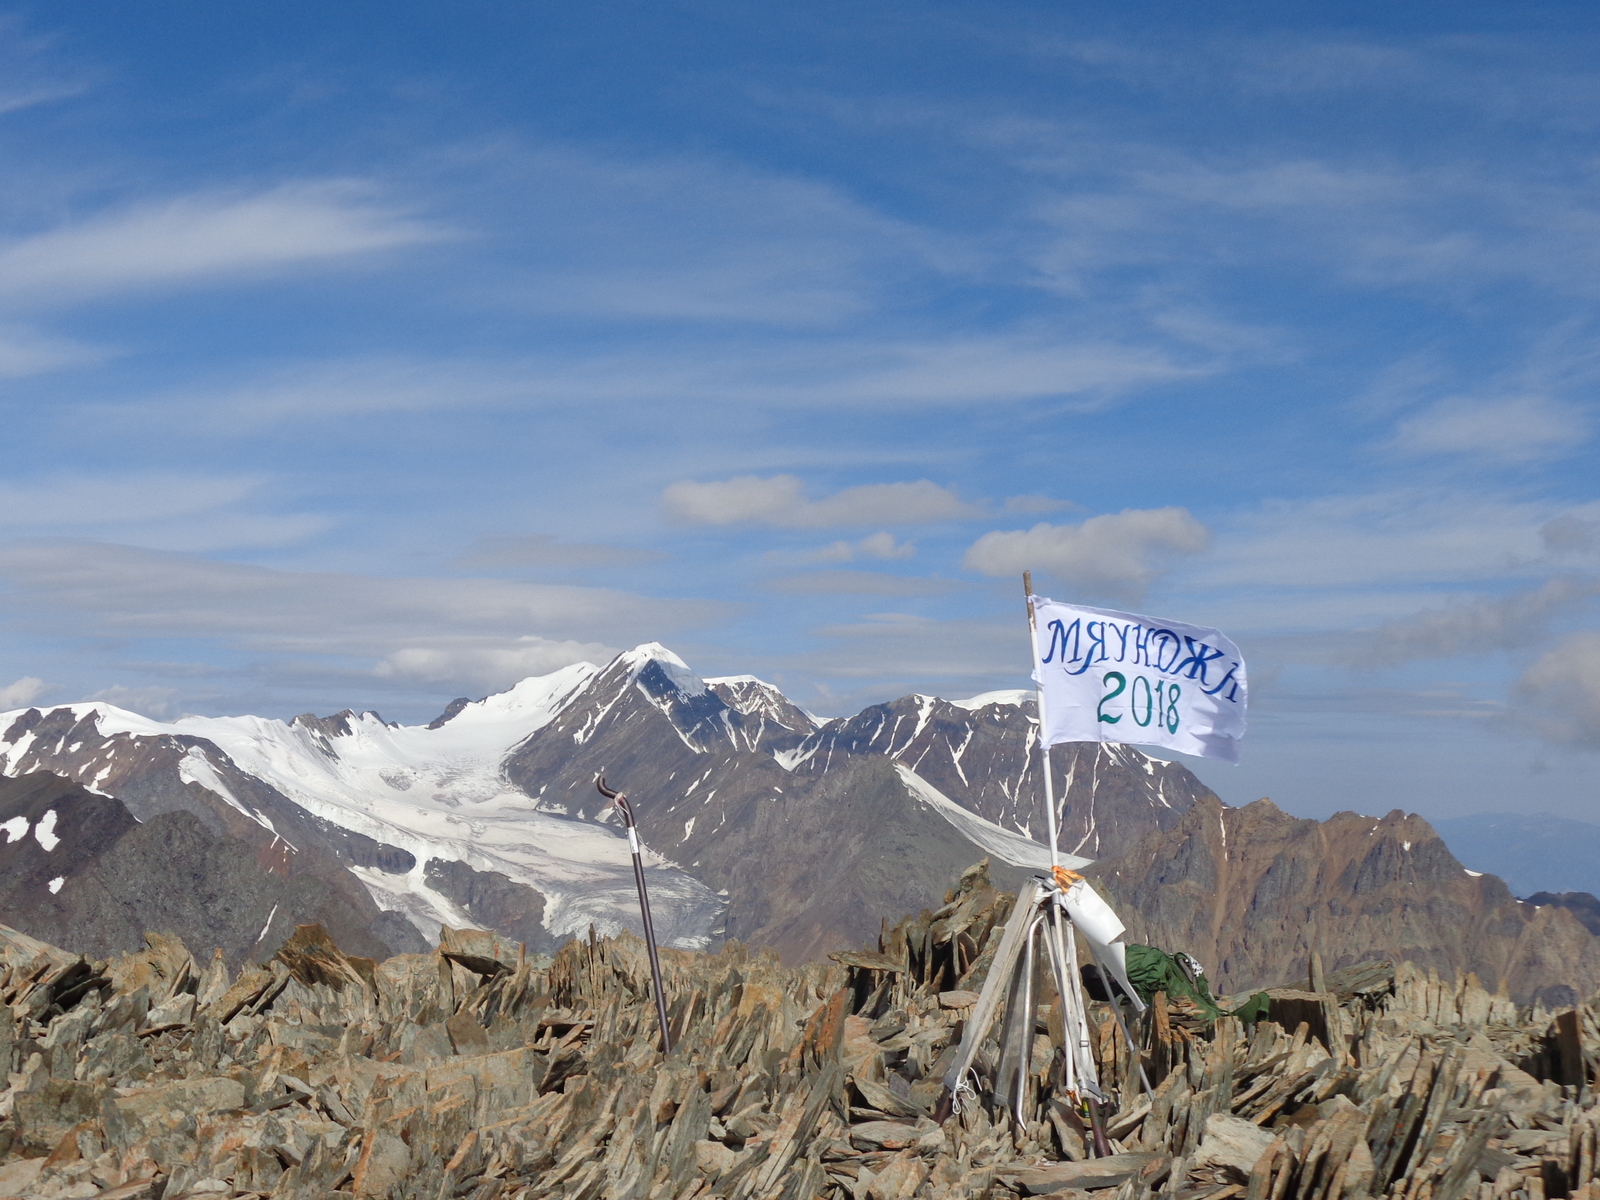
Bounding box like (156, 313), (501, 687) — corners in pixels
(618, 642), (707, 696)
(949, 688), (1033, 711)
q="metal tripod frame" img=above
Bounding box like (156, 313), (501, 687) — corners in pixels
(937, 879), (1148, 1147)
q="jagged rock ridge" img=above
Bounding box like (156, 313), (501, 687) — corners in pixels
(1, 865), (1598, 1200)
(1088, 796), (1600, 1005)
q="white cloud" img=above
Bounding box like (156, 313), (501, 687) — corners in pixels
(964, 507), (1209, 602)
(0, 327), (105, 377)
(0, 16), (92, 117)
(118, 357), (537, 433)
(1515, 632), (1600, 750)
(1389, 395), (1590, 462)
(0, 676), (43, 708)
(0, 473), (261, 527)
(0, 543), (728, 692)
(451, 534), (665, 570)
(780, 531), (916, 564)
(763, 571), (959, 597)
(662, 475), (978, 528)
(1196, 491), (1557, 594)
(0, 182), (444, 308)
(485, 144), (938, 326)
(787, 612), (1029, 712)
(1342, 577), (1600, 667)
(820, 334), (1209, 406)
(1001, 112), (1600, 306)
(1004, 494), (1076, 514)
(84, 684), (178, 720)
(113, 326), (1216, 439)
(1543, 515), (1600, 555)
(374, 636), (617, 691)
(0, 473), (327, 552)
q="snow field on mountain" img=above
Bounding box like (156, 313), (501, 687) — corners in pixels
(0, 663), (727, 948)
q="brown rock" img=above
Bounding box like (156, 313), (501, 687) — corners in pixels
(1010, 1153), (1165, 1194)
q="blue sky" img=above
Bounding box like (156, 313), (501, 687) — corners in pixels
(1, 2), (1598, 824)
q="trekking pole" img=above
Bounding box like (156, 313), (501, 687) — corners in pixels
(596, 774), (673, 1053)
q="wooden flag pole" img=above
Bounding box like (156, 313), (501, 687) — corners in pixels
(1023, 572), (1061, 868)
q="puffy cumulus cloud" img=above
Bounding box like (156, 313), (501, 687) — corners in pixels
(0, 676), (44, 709)
(963, 507), (1209, 601)
(1388, 395), (1590, 463)
(1515, 632), (1600, 750)
(374, 636), (615, 691)
(0, 182), (445, 309)
(662, 475), (977, 528)
(1342, 577), (1600, 667)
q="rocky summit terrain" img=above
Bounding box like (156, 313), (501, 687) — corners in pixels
(1, 862), (1598, 1200)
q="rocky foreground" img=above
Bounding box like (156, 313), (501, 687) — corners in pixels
(1, 864), (1597, 1200)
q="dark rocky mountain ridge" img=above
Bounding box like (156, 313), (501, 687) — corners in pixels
(784, 693), (1213, 858)
(0, 771), (423, 966)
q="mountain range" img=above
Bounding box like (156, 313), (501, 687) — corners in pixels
(2, 642), (1596, 1002)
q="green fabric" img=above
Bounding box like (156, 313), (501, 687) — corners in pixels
(1227, 990), (1273, 1025)
(1120, 943), (1270, 1025)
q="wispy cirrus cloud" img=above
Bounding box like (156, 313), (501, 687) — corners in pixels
(0, 473), (326, 551)
(477, 144), (947, 326)
(0, 15), (92, 117)
(0, 182), (447, 309)
(1340, 576), (1600, 667)
(663, 475), (979, 528)
(763, 570), (959, 597)
(0, 326), (105, 377)
(1196, 491), (1564, 595)
(772, 531), (916, 565)
(0, 541), (729, 693)
(107, 326), (1214, 436)
(451, 534), (665, 571)
(1388, 395), (1591, 463)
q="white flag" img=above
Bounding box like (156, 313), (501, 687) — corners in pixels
(1030, 597), (1247, 763)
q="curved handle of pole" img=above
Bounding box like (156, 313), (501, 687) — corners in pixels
(597, 773), (635, 825)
